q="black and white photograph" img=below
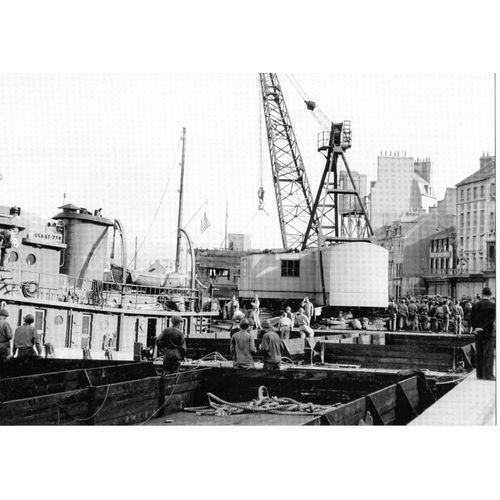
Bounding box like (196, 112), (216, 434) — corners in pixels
(0, 2), (498, 500)
(0, 72), (495, 427)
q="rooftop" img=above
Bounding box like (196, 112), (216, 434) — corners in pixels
(456, 162), (495, 187)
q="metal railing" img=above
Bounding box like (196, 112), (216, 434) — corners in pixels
(2, 268), (202, 312)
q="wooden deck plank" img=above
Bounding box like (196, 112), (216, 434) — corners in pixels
(409, 371), (496, 426)
(147, 410), (317, 426)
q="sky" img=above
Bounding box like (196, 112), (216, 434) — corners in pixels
(0, 73), (495, 269)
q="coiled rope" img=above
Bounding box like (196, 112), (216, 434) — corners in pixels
(184, 386), (341, 417)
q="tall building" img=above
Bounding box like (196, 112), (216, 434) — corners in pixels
(453, 154), (495, 296)
(375, 189), (456, 298)
(338, 170), (368, 214)
(370, 152), (436, 229)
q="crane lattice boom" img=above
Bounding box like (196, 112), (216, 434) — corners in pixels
(259, 73), (320, 250)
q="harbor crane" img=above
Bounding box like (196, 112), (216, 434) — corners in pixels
(259, 73), (373, 251)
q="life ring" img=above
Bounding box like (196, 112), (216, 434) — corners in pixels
(21, 281), (38, 298)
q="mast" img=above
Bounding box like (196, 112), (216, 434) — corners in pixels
(133, 236), (138, 270)
(175, 127), (186, 272)
(224, 201), (228, 250)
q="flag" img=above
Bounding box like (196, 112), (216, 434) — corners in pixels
(200, 211), (211, 233)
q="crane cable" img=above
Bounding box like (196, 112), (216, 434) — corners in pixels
(257, 75), (265, 211)
(284, 73), (331, 131)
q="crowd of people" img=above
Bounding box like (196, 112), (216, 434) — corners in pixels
(387, 294), (490, 334)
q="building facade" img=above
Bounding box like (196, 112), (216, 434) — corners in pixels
(370, 152), (436, 229)
(423, 226), (456, 297)
(453, 154), (496, 297)
(375, 197), (456, 298)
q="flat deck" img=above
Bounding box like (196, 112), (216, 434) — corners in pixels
(409, 370), (496, 426)
(149, 410), (317, 426)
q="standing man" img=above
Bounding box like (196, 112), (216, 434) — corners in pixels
(452, 300), (464, 335)
(251, 294), (261, 329)
(230, 318), (256, 369)
(301, 297), (314, 321)
(226, 295), (240, 320)
(407, 299), (418, 332)
(397, 298), (408, 330)
(156, 316), (186, 374)
(470, 287), (496, 381)
(296, 307), (314, 338)
(13, 314), (42, 358)
(0, 229), (12, 271)
(388, 297), (397, 331)
(0, 308), (13, 362)
(102, 331), (115, 360)
(278, 312), (292, 340)
(260, 320), (283, 371)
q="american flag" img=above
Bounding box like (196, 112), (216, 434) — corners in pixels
(200, 211), (211, 233)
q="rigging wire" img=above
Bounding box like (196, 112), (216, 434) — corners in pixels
(184, 199), (209, 230)
(127, 136), (182, 268)
(284, 73), (331, 130)
(257, 74), (265, 211)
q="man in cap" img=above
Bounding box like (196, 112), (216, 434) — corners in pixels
(156, 316), (186, 374)
(13, 314), (42, 358)
(470, 287), (496, 381)
(259, 319), (283, 371)
(296, 307), (314, 338)
(0, 308), (13, 362)
(230, 318), (256, 369)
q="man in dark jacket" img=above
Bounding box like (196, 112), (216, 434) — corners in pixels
(0, 308), (13, 362)
(13, 314), (42, 358)
(470, 287), (496, 380)
(260, 320), (283, 371)
(156, 316), (186, 374)
(230, 319), (256, 369)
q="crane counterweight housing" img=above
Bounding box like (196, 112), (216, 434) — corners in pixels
(239, 242), (388, 309)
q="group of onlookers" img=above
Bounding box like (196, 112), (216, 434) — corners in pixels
(387, 294), (483, 334)
(388, 288), (495, 381)
(228, 295), (315, 340)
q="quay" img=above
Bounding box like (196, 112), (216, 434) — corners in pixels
(410, 370), (496, 425)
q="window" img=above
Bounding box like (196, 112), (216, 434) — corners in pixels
(481, 185), (485, 198)
(490, 212), (495, 230)
(473, 186), (477, 199)
(34, 309), (46, 333)
(460, 237), (464, 247)
(480, 210), (485, 228)
(466, 212), (470, 227)
(460, 213), (464, 226)
(281, 259), (300, 278)
(487, 242), (495, 262)
(491, 183), (496, 201)
(460, 189), (464, 202)
(81, 313), (93, 349)
(9, 251), (19, 263)
(26, 254), (36, 265)
(466, 188), (470, 201)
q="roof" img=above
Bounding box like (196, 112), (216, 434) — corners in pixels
(456, 163), (495, 187)
(57, 203), (80, 210)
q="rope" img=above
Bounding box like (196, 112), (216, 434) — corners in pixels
(74, 384), (111, 422)
(197, 351), (229, 363)
(136, 367), (184, 425)
(184, 199), (209, 230)
(184, 386), (341, 417)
